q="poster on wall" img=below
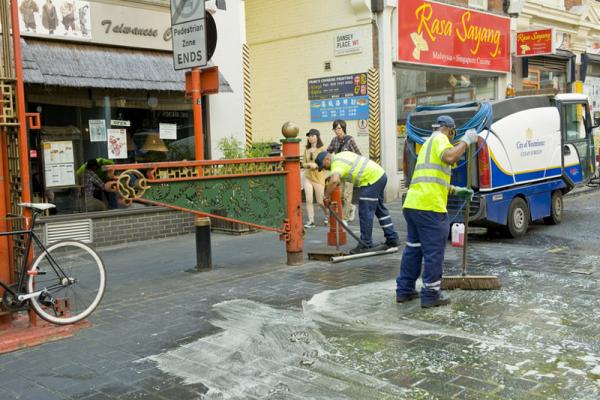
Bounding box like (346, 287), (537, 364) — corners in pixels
(17, 0), (92, 39)
(42, 141), (75, 187)
(397, 0), (510, 73)
(159, 123), (177, 140)
(107, 128), (127, 159)
(584, 76), (600, 113)
(88, 119), (106, 142)
(308, 73), (369, 122)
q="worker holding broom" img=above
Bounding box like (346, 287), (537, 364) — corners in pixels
(316, 151), (400, 255)
(395, 115), (478, 308)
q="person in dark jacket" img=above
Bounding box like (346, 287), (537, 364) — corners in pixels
(42, 0), (58, 34)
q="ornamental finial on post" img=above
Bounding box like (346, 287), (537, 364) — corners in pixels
(281, 121), (299, 139)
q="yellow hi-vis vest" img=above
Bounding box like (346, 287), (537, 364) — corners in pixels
(403, 132), (454, 213)
(331, 151), (384, 187)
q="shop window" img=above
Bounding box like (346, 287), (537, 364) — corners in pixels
(28, 91), (194, 216)
(394, 67), (498, 171)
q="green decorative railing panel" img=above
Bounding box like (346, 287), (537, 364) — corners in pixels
(142, 175), (287, 229)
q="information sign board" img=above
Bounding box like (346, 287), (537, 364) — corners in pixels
(170, 0), (206, 70)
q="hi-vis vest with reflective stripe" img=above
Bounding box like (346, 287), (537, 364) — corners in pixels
(331, 151), (384, 187)
(403, 133), (454, 213)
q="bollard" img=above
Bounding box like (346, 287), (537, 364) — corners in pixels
(327, 186), (347, 246)
(281, 122), (304, 265)
(195, 217), (212, 270)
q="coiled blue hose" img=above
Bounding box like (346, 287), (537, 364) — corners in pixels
(406, 101), (493, 144)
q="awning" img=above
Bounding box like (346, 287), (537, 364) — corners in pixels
(21, 38), (232, 93)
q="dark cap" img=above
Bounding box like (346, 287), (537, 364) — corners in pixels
(433, 115), (455, 128)
(306, 128), (320, 137)
(315, 151), (329, 171)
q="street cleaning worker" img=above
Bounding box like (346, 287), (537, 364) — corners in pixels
(395, 115), (477, 308)
(315, 151), (400, 254)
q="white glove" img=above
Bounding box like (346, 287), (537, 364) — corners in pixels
(460, 129), (479, 146)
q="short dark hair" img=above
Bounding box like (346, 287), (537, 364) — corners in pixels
(332, 119), (346, 134)
(86, 158), (99, 169)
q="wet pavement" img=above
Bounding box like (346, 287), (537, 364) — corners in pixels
(1, 187), (599, 399)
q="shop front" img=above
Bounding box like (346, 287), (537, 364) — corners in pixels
(582, 42), (600, 149)
(513, 29), (575, 96)
(393, 0), (510, 171)
(17, 0), (230, 246)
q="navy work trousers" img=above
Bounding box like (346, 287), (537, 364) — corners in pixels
(358, 174), (399, 247)
(395, 208), (449, 304)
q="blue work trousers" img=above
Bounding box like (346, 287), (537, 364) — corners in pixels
(395, 208), (449, 303)
(358, 174), (399, 247)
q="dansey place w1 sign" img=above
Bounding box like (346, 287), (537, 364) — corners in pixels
(397, 0), (510, 73)
(170, 0), (206, 70)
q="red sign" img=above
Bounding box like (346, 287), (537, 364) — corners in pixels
(397, 0), (510, 73)
(516, 29), (554, 57)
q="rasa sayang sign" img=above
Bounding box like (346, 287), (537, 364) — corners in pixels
(397, 0), (510, 73)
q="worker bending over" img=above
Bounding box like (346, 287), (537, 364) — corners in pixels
(316, 151), (399, 254)
(396, 115), (477, 308)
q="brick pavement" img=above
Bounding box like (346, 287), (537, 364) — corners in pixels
(0, 190), (599, 399)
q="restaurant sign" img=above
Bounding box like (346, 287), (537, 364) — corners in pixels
(516, 28), (554, 57)
(397, 0), (510, 73)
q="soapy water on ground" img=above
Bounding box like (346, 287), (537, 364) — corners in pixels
(146, 272), (600, 399)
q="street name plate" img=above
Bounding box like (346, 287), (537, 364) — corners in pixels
(170, 0), (206, 70)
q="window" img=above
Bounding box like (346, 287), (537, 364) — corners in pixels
(564, 103), (588, 141)
(28, 93), (194, 215)
(468, 0), (488, 10)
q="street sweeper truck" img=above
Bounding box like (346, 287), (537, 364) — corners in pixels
(403, 94), (598, 238)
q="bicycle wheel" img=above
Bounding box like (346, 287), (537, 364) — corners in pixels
(28, 240), (106, 325)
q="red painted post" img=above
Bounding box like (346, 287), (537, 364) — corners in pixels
(281, 122), (303, 265)
(327, 187), (347, 246)
(190, 68), (204, 161)
(10, 0), (34, 325)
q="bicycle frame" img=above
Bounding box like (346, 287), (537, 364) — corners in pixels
(0, 211), (68, 300)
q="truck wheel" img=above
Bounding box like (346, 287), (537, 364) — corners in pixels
(543, 191), (563, 225)
(507, 197), (529, 238)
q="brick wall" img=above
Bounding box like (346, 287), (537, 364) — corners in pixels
(92, 209), (195, 247)
(37, 209), (195, 249)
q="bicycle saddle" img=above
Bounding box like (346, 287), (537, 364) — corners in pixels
(18, 202), (56, 211)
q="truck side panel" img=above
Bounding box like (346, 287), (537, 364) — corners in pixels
(482, 179), (567, 225)
(485, 107), (562, 191)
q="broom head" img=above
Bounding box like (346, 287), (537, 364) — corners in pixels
(441, 275), (501, 290)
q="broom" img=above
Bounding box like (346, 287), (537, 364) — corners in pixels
(441, 142), (501, 290)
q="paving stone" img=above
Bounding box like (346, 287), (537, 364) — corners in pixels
(450, 376), (500, 393)
(415, 379), (463, 397)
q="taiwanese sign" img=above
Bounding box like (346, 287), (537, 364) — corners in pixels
(397, 0), (510, 73)
(308, 73), (369, 122)
(170, 0), (206, 70)
(516, 28), (554, 57)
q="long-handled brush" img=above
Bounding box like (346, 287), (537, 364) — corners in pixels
(441, 142), (501, 290)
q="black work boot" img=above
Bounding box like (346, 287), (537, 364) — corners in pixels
(421, 294), (451, 308)
(396, 292), (419, 303)
(349, 244), (372, 254)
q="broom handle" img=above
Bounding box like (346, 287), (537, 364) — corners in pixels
(462, 144), (472, 277)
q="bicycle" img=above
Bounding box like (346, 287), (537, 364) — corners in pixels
(0, 203), (106, 325)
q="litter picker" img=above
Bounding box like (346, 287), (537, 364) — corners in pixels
(441, 142), (501, 290)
